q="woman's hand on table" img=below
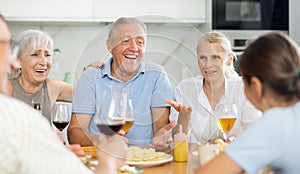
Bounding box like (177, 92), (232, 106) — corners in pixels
(149, 121), (177, 151)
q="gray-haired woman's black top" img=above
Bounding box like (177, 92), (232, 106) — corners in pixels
(9, 78), (51, 122)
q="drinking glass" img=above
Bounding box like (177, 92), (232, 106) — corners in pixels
(94, 96), (126, 137)
(215, 103), (238, 140)
(51, 103), (70, 133)
(121, 99), (135, 134)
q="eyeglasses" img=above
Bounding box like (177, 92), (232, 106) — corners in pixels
(0, 39), (20, 58)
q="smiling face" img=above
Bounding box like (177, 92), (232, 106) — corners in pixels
(107, 23), (146, 77)
(197, 41), (227, 83)
(19, 43), (52, 85)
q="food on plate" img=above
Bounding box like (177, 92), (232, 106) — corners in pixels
(126, 146), (166, 162)
(214, 139), (228, 152)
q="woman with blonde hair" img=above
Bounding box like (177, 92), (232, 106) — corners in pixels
(169, 31), (261, 143)
(196, 32), (300, 174)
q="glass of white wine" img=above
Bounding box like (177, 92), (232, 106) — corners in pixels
(215, 103), (238, 140)
(121, 99), (135, 134)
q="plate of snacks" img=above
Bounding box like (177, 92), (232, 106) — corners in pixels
(125, 146), (173, 168)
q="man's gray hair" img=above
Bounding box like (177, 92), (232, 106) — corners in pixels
(108, 17), (147, 40)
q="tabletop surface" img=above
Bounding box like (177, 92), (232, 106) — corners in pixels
(142, 144), (200, 174)
(84, 143), (273, 174)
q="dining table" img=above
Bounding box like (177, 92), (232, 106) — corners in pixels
(127, 144), (273, 174)
(83, 143), (274, 174)
(141, 143), (200, 174)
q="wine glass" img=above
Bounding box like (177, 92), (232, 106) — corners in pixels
(121, 99), (135, 134)
(94, 96), (126, 137)
(51, 103), (70, 134)
(215, 103), (238, 140)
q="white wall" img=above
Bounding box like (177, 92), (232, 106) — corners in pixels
(289, 0), (300, 45)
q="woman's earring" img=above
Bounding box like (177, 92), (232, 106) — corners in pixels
(17, 68), (22, 74)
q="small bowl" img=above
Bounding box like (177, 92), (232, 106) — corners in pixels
(81, 146), (97, 158)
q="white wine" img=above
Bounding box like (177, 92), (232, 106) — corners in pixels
(217, 117), (237, 133)
(122, 119), (135, 133)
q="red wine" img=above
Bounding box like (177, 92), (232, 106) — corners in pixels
(53, 121), (69, 131)
(96, 123), (124, 136)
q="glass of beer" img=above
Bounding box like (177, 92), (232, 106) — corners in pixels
(215, 103), (238, 140)
(122, 99), (135, 134)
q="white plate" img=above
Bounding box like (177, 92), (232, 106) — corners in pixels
(192, 151), (198, 157)
(125, 154), (173, 168)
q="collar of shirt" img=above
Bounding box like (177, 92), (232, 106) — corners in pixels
(101, 57), (146, 80)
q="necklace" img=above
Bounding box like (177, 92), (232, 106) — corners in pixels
(30, 85), (45, 105)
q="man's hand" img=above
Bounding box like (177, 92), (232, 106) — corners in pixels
(149, 121), (177, 151)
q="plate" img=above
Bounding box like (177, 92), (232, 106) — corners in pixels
(125, 154), (173, 168)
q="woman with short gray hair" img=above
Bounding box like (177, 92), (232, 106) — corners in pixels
(7, 29), (73, 122)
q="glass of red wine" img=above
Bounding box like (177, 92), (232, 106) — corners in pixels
(95, 94), (126, 138)
(51, 103), (70, 134)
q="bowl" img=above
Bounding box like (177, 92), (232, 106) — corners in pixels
(81, 146), (97, 158)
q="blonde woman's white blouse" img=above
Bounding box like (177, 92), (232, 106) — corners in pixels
(170, 76), (262, 144)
